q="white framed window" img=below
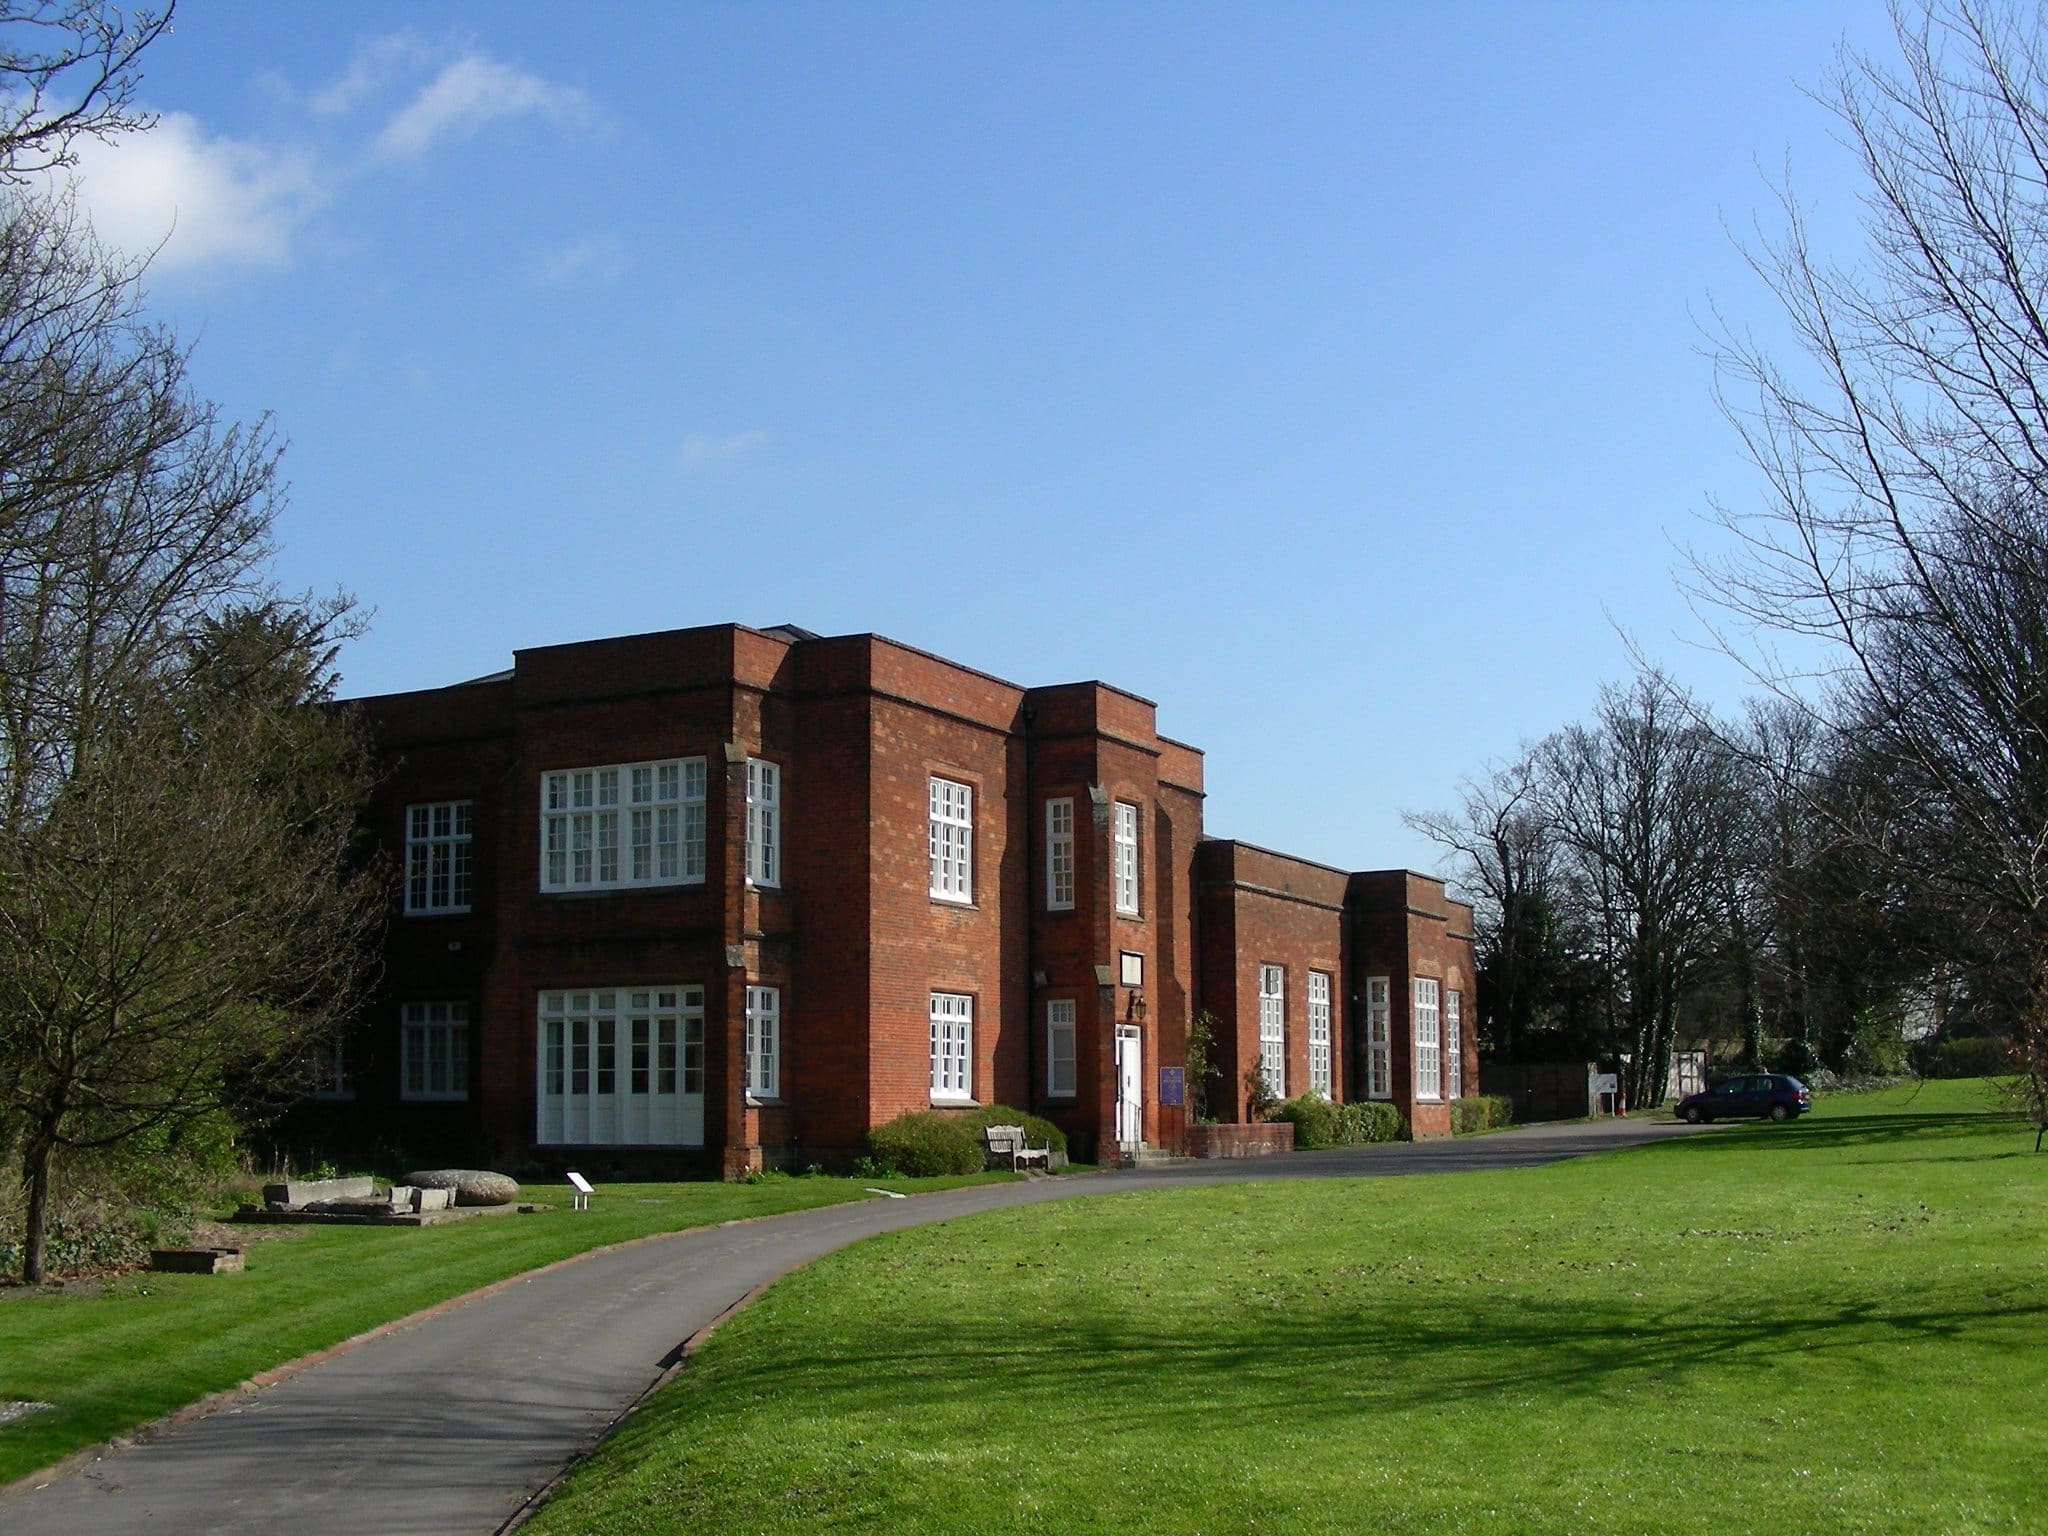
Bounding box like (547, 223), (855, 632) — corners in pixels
(745, 985), (780, 1099)
(929, 778), (973, 903)
(1046, 998), (1077, 1097)
(1366, 976), (1392, 1100)
(310, 1026), (353, 1100)
(930, 992), (974, 1101)
(405, 800), (472, 914)
(746, 759), (781, 888)
(538, 986), (705, 1146)
(1446, 989), (1463, 1100)
(1414, 977), (1442, 1101)
(1045, 797), (1074, 911)
(1113, 800), (1140, 915)
(1258, 964), (1286, 1099)
(541, 759), (705, 893)
(401, 1002), (469, 1101)
(1308, 970), (1333, 1099)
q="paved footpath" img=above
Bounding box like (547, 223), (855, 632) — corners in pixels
(1, 1117), (1699, 1536)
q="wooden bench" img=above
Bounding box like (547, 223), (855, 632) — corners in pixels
(983, 1124), (1052, 1172)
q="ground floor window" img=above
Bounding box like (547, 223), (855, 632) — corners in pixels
(1258, 965), (1286, 1099)
(1446, 989), (1463, 1099)
(401, 1002), (468, 1101)
(538, 986), (704, 1145)
(1414, 977), (1442, 1101)
(745, 985), (780, 1100)
(1366, 976), (1392, 1099)
(1046, 998), (1076, 1097)
(931, 992), (974, 1101)
(1308, 971), (1333, 1098)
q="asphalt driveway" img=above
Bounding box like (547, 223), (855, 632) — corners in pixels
(0, 1116), (1700, 1536)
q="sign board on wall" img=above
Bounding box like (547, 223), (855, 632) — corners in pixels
(1159, 1067), (1185, 1106)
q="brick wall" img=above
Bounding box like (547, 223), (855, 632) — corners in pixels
(328, 620), (1453, 1175)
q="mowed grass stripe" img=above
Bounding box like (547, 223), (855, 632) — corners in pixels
(526, 1081), (2047, 1536)
(0, 1173), (1005, 1484)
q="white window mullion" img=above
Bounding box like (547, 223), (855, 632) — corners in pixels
(1308, 971), (1332, 1099)
(929, 778), (973, 902)
(1258, 965), (1286, 1099)
(1367, 976), (1392, 1100)
(930, 992), (974, 1100)
(1046, 998), (1076, 1097)
(1113, 801), (1140, 915)
(1046, 798), (1074, 911)
(1414, 978), (1442, 1101)
(745, 985), (781, 1099)
(541, 758), (707, 893)
(1446, 989), (1463, 1100)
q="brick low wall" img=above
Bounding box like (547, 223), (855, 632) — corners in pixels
(1184, 1122), (1295, 1158)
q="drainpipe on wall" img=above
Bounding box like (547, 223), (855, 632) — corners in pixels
(1022, 701), (1037, 1114)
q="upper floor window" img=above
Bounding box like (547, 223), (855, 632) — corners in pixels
(1045, 797), (1074, 911)
(929, 777), (973, 903)
(405, 800), (472, 914)
(1445, 989), (1464, 1100)
(1113, 801), (1140, 915)
(1366, 976), (1392, 1100)
(1046, 998), (1077, 1097)
(1258, 964), (1286, 1099)
(747, 759), (781, 887)
(1414, 977), (1442, 1101)
(401, 1001), (469, 1102)
(541, 758), (706, 893)
(1308, 970), (1333, 1099)
(745, 985), (781, 1099)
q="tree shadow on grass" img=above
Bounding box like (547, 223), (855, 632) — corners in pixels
(673, 1278), (2048, 1443)
(1671, 1112), (2024, 1158)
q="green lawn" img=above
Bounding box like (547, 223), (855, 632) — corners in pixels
(0, 1171), (1007, 1484)
(527, 1081), (2048, 1536)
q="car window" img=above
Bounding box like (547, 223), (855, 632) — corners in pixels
(1712, 1080), (1740, 1096)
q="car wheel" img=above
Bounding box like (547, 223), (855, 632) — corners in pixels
(1682, 1105), (1704, 1124)
(1768, 1103), (1791, 1122)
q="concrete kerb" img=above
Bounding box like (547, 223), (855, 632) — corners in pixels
(0, 1175), (1081, 1507)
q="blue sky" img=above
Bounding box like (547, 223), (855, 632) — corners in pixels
(62, 1), (1891, 880)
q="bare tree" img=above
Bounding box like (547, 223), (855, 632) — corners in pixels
(1405, 754), (1562, 1061)
(0, 192), (377, 1280)
(0, 1), (170, 178)
(1535, 673), (1747, 1107)
(1693, 0), (2048, 1104)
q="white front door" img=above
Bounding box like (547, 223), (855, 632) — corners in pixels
(1115, 1025), (1143, 1144)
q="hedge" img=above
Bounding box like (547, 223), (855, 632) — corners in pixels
(864, 1112), (984, 1176)
(1267, 1096), (1404, 1149)
(1450, 1094), (1515, 1135)
(863, 1104), (1069, 1176)
(1919, 1035), (2011, 1079)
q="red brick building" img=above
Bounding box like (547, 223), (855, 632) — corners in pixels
(303, 622), (1476, 1174)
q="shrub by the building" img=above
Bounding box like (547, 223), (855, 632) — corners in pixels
(1267, 1096), (1404, 1149)
(957, 1105), (1068, 1158)
(1450, 1095), (1514, 1136)
(865, 1112), (984, 1176)
(864, 1106), (1069, 1176)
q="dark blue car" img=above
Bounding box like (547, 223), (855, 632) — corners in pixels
(1676, 1073), (1811, 1124)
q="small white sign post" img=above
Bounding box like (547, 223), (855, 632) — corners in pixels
(566, 1171), (594, 1211)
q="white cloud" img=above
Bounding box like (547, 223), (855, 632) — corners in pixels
(531, 236), (629, 286)
(679, 430), (770, 472)
(66, 113), (322, 271)
(308, 33), (435, 117)
(376, 54), (590, 159)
